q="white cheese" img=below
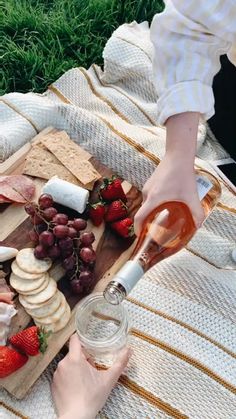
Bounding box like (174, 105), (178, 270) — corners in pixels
(0, 246), (18, 262)
(42, 176), (89, 214)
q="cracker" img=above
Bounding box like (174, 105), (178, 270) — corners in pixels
(10, 272), (48, 293)
(23, 158), (80, 185)
(16, 248), (52, 274)
(19, 275), (50, 296)
(26, 145), (60, 165)
(20, 278), (57, 304)
(19, 289), (59, 310)
(25, 291), (62, 318)
(35, 304), (71, 333)
(41, 135), (100, 189)
(33, 296), (68, 324)
(11, 260), (43, 280)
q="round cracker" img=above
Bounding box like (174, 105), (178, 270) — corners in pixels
(35, 304), (71, 333)
(11, 260), (42, 280)
(19, 290), (60, 310)
(10, 272), (47, 293)
(19, 275), (50, 296)
(21, 278), (57, 304)
(33, 297), (67, 324)
(16, 248), (52, 274)
(25, 291), (63, 318)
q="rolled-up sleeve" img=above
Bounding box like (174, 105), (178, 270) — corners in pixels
(150, 0), (236, 125)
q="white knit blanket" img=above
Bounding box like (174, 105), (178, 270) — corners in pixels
(1, 22), (236, 419)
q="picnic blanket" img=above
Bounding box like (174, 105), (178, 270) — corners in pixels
(1, 21), (236, 419)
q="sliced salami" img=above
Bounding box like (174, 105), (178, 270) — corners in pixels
(0, 194), (12, 203)
(0, 175), (35, 203)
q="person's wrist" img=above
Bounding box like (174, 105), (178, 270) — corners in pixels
(164, 149), (195, 170)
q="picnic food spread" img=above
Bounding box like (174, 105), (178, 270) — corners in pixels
(0, 129), (134, 382)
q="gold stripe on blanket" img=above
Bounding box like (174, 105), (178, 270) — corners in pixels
(0, 401), (29, 419)
(131, 329), (236, 395)
(128, 297), (236, 359)
(0, 98), (39, 134)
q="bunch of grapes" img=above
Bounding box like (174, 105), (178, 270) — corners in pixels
(25, 194), (96, 295)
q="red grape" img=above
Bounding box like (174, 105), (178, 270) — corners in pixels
(80, 247), (96, 263)
(25, 203), (37, 216)
(53, 225), (69, 239)
(52, 213), (68, 225)
(58, 237), (73, 250)
(35, 223), (47, 234)
(66, 269), (76, 280)
(39, 231), (55, 247)
(68, 227), (77, 239)
(78, 270), (94, 286)
(34, 245), (48, 259)
(38, 194), (54, 209)
(80, 231), (95, 246)
(48, 245), (61, 260)
(72, 218), (87, 231)
(43, 207), (57, 221)
(61, 248), (74, 259)
(62, 255), (76, 271)
(33, 213), (44, 225)
(29, 229), (39, 244)
(70, 278), (84, 294)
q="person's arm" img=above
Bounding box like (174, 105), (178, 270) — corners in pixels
(51, 334), (132, 419)
(134, 0), (236, 234)
(150, 0), (236, 125)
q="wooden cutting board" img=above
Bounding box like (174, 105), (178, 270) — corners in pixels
(0, 127), (142, 399)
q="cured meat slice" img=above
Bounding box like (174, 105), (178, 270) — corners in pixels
(0, 194), (12, 203)
(0, 277), (15, 305)
(0, 175), (35, 203)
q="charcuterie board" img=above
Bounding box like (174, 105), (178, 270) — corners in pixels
(0, 127), (142, 399)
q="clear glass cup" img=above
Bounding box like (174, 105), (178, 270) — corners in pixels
(75, 292), (129, 366)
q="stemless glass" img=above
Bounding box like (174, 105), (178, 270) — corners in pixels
(75, 292), (129, 366)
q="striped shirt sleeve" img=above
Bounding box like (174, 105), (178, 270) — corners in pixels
(150, 0), (236, 125)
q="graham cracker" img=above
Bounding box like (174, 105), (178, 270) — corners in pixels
(41, 133), (101, 189)
(23, 157), (80, 185)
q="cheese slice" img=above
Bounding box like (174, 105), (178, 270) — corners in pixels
(42, 176), (89, 214)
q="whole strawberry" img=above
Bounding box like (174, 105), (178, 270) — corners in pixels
(105, 200), (128, 223)
(89, 201), (106, 226)
(0, 346), (28, 378)
(9, 326), (50, 356)
(100, 177), (127, 202)
(111, 218), (134, 238)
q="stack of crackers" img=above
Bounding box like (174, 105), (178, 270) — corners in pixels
(10, 248), (71, 333)
(23, 131), (101, 190)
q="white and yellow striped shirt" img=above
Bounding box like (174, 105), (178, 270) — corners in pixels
(150, 0), (236, 124)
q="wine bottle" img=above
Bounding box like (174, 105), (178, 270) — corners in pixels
(103, 169), (221, 305)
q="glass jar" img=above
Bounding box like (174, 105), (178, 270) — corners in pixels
(75, 292), (129, 366)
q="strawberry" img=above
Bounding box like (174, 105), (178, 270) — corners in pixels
(100, 176), (127, 202)
(105, 200), (128, 223)
(111, 218), (134, 238)
(89, 201), (106, 226)
(0, 346), (28, 378)
(9, 326), (50, 356)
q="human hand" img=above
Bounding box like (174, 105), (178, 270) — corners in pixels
(134, 112), (205, 236)
(51, 334), (132, 419)
(134, 153), (205, 236)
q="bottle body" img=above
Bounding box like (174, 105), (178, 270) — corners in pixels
(104, 170), (221, 305)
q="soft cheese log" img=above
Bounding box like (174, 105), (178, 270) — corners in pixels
(42, 177), (89, 213)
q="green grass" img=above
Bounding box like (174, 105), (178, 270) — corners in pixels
(0, 0), (164, 95)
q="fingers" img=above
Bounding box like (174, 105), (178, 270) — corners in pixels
(105, 347), (133, 387)
(68, 333), (83, 362)
(134, 199), (155, 237)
